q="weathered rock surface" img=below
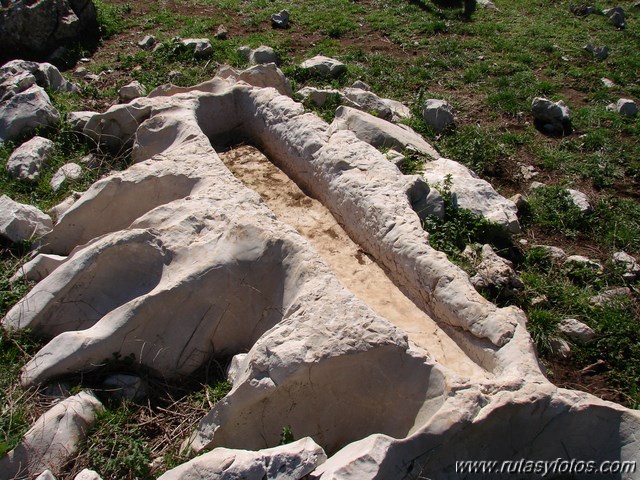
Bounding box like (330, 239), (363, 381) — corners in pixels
(329, 106), (440, 159)
(2, 66), (639, 479)
(613, 98), (638, 117)
(531, 97), (572, 135)
(559, 318), (595, 343)
(180, 38), (214, 58)
(422, 99), (455, 133)
(118, 80), (146, 102)
(67, 111), (98, 132)
(50, 163), (83, 191)
(567, 188), (591, 213)
(160, 438), (326, 480)
(584, 44), (609, 60)
(300, 56), (346, 78)
(271, 9), (290, 29)
(9, 253), (67, 283)
(0, 195), (52, 243)
(341, 87), (393, 120)
(35, 470), (57, 480)
(0, 0), (98, 64)
(470, 244), (524, 293)
(613, 250), (640, 281)
(238, 45), (278, 65)
(422, 158), (521, 233)
(138, 34), (156, 50)
(6, 136), (55, 181)
(0, 85), (60, 142)
(73, 469), (102, 480)
(0, 391), (103, 479)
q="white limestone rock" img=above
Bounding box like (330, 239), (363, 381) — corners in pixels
(118, 80), (147, 102)
(559, 318), (595, 343)
(4, 73), (639, 479)
(226, 353), (248, 386)
(216, 63), (292, 97)
(182, 38), (214, 58)
(6, 136), (55, 182)
(74, 469), (103, 480)
(238, 45), (278, 65)
(50, 163), (83, 191)
(160, 438), (325, 480)
(470, 244), (523, 292)
(565, 255), (602, 270)
(351, 80), (371, 91)
(67, 111), (98, 132)
(297, 87), (342, 107)
(329, 106), (440, 159)
(422, 99), (455, 133)
(381, 97), (412, 122)
(385, 149), (405, 167)
(9, 253), (67, 283)
(0, 392), (103, 479)
(0, 195), (52, 243)
(422, 158), (521, 233)
(567, 188), (591, 213)
(0, 85), (60, 142)
(341, 87), (393, 120)
(0, 60), (79, 95)
(300, 55), (346, 78)
(613, 251), (640, 281)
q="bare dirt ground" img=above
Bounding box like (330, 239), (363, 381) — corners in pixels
(219, 144), (489, 381)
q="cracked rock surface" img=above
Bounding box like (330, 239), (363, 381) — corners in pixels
(2, 66), (639, 478)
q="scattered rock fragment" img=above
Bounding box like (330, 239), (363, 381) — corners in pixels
(138, 34), (156, 50)
(297, 86), (342, 107)
(342, 87), (394, 120)
(531, 97), (572, 136)
(509, 193), (528, 211)
(50, 163), (83, 191)
(74, 469), (103, 480)
(215, 24), (228, 40)
(584, 44), (609, 60)
(9, 253), (67, 283)
(351, 80), (371, 91)
(601, 77), (616, 88)
(559, 318), (595, 343)
(549, 336), (571, 359)
(6, 136), (55, 182)
(470, 244), (524, 294)
(567, 188), (591, 213)
(476, 0), (496, 8)
(0, 195), (52, 243)
(589, 287), (632, 306)
(181, 38), (213, 58)
(118, 80), (147, 102)
(565, 255), (602, 270)
(609, 98), (638, 117)
(603, 7), (625, 28)
(0, 85), (60, 142)
(238, 45), (279, 65)
(422, 99), (456, 133)
(0, 392), (103, 478)
(613, 251), (640, 281)
(271, 9), (290, 29)
(300, 55), (346, 78)
(67, 111), (98, 132)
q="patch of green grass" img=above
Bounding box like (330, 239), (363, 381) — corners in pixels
(423, 176), (511, 259)
(94, 0), (132, 38)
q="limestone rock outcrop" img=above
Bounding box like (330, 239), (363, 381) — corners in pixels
(0, 391), (103, 479)
(2, 65), (639, 479)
